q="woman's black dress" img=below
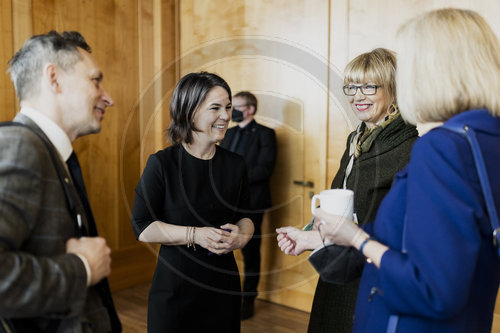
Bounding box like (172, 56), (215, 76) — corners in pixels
(131, 144), (250, 332)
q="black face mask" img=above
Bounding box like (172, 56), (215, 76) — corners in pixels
(232, 109), (244, 122)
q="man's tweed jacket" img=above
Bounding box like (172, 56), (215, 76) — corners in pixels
(0, 113), (118, 332)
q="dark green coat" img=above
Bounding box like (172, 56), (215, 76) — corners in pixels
(308, 115), (418, 333)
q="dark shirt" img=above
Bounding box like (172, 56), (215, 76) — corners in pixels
(229, 124), (251, 156)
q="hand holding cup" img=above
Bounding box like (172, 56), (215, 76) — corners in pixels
(313, 208), (362, 247)
(310, 189), (358, 246)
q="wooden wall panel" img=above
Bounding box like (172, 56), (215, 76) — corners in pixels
(31, 0), (129, 251)
(331, 0), (500, 66)
(1, 0), (178, 291)
(138, 0), (177, 164)
(11, 0), (32, 52)
(0, 0), (15, 121)
(1, 0), (33, 121)
(130, 0), (179, 265)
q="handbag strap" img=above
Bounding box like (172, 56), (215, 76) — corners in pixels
(0, 318), (14, 333)
(441, 122), (500, 255)
(386, 122), (500, 333)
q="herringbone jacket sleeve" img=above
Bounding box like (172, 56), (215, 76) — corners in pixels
(0, 126), (88, 318)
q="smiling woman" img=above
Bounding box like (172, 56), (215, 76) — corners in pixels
(276, 48), (418, 333)
(343, 49), (396, 128)
(311, 9), (500, 332)
(190, 85), (232, 153)
(131, 72), (254, 332)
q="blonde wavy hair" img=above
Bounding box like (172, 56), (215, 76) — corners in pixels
(344, 48), (397, 106)
(396, 8), (500, 124)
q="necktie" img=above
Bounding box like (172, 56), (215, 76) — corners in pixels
(66, 152), (97, 236)
(229, 127), (242, 153)
(65, 152), (122, 332)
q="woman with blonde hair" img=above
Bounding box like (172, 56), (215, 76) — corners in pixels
(277, 48), (417, 332)
(314, 8), (500, 332)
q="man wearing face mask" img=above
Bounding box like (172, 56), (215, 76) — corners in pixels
(220, 91), (277, 320)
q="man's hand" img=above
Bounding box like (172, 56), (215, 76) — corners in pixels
(66, 237), (111, 286)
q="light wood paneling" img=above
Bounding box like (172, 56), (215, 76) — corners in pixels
(1, 0), (34, 121)
(12, 0), (32, 52)
(0, 0), (15, 121)
(138, 0), (177, 165)
(335, 0), (500, 62)
(1, 0), (178, 291)
(31, 0), (133, 251)
(327, 0), (352, 184)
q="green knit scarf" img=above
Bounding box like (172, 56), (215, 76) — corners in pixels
(350, 107), (400, 159)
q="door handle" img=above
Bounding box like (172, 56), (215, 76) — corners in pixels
(293, 180), (314, 188)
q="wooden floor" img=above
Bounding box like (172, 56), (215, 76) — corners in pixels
(112, 282), (310, 332)
(494, 314), (500, 333)
(113, 282), (500, 333)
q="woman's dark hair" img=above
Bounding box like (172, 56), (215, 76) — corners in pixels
(167, 72), (232, 144)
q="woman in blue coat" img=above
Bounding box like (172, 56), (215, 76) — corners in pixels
(313, 8), (500, 333)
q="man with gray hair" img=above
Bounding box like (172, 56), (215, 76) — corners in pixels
(0, 31), (121, 332)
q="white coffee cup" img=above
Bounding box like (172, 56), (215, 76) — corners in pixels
(310, 189), (354, 219)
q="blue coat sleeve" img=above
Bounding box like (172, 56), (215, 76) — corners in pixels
(378, 130), (484, 318)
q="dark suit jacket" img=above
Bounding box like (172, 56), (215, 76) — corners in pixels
(0, 114), (119, 332)
(220, 120), (277, 211)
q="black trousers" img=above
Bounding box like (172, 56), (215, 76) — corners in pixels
(242, 212), (263, 300)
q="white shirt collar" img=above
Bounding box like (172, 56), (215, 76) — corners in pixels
(20, 107), (73, 162)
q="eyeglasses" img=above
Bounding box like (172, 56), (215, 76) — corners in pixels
(343, 84), (380, 96)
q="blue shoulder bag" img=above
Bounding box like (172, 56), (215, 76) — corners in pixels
(441, 123), (500, 254)
(386, 122), (500, 333)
